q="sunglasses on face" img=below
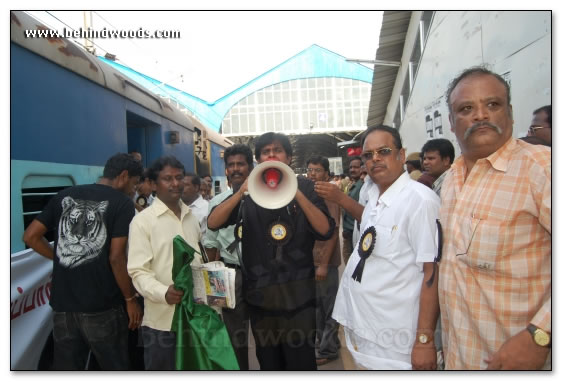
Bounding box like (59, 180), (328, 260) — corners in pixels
(360, 147), (394, 162)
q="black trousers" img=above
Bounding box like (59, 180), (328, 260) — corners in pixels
(249, 304), (317, 370)
(140, 326), (176, 370)
(222, 268), (250, 370)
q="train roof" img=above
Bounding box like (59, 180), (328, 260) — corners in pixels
(10, 11), (232, 148)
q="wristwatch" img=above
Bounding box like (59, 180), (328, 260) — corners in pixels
(527, 324), (551, 347)
(418, 333), (431, 344)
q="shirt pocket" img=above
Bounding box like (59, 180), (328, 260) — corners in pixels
(455, 214), (509, 273)
(371, 223), (400, 261)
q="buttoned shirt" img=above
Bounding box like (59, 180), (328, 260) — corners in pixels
(333, 171), (440, 363)
(432, 169), (449, 197)
(127, 196), (202, 331)
(343, 179), (363, 232)
(187, 194), (209, 239)
(352, 176), (375, 246)
(438, 138), (551, 370)
(203, 189), (241, 265)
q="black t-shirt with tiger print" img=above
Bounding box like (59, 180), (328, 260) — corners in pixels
(36, 183), (135, 313)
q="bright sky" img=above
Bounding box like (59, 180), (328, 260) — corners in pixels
(27, 10), (382, 102)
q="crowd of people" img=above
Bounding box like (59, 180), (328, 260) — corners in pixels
(23, 65), (551, 371)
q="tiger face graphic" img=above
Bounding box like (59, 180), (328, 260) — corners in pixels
(56, 196), (108, 269)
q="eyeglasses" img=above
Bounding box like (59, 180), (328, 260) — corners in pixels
(306, 168), (325, 174)
(360, 147), (394, 163)
(528, 125), (550, 134)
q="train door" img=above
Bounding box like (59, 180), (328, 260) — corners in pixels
(126, 111), (162, 167)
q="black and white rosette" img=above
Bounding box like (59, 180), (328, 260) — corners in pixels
(351, 226), (376, 283)
(267, 220), (292, 246)
(226, 220), (244, 255)
(136, 195), (147, 207)
(267, 219), (293, 262)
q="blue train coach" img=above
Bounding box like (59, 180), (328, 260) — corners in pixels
(10, 10), (232, 369)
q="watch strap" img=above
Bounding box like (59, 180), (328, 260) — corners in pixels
(527, 324), (551, 347)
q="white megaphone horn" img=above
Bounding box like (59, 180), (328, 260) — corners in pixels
(247, 160), (298, 209)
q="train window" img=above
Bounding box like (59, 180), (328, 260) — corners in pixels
(21, 175), (74, 247)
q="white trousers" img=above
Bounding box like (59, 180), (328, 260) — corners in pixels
(344, 327), (412, 370)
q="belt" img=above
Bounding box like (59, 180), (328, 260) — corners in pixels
(223, 262), (241, 270)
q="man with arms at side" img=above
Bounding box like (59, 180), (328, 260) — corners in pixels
(201, 174), (214, 200)
(420, 138), (455, 197)
(526, 105), (551, 146)
(440, 67), (551, 370)
(181, 173), (209, 239)
(208, 132), (335, 370)
(23, 153), (143, 370)
(332, 125), (441, 370)
(203, 144), (254, 370)
(127, 156), (202, 370)
(306, 156), (342, 366)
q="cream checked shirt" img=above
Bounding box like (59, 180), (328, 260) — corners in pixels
(128, 196), (202, 331)
(439, 138), (551, 369)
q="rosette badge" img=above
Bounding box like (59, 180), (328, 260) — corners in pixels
(351, 226), (376, 283)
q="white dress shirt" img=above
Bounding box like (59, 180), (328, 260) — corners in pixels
(128, 196), (202, 331)
(187, 194), (209, 240)
(333, 171), (440, 367)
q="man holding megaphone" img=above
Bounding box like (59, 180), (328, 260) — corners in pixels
(208, 132), (335, 370)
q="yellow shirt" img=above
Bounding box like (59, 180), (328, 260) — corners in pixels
(128, 196), (201, 331)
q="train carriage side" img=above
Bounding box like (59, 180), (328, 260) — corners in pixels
(10, 10), (229, 369)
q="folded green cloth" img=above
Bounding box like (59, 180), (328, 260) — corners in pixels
(171, 235), (239, 370)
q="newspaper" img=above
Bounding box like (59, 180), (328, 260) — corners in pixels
(191, 261), (236, 309)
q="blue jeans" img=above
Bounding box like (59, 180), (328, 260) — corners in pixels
(52, 306), (129, 370)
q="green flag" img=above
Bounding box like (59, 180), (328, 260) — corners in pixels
(171, 235), (240, 370)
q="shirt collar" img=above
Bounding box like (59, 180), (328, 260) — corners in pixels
(451, 137), (516, 175)
(152, 195), (191, 218)
(189, 194), (204, 208)
(484, 137), (516, 172)
(376, 171), (410, 207)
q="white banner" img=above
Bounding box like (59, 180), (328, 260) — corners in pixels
(10, 248), (54, 370)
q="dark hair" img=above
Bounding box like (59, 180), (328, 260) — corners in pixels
(254, 132), (292, 161)
(103, 153), (143, 179)
(360, 125), (403, 150)
(406, 160), (421, 170)
(446, 66), (511, 114)
(224, 144), (254, 168)
(147, 156), (185, 182)
(306, 155), (330, 172)
(420, 138), (456, 164)
(533, 105), (551, 127)
(348, 156), (362, 165)
(184, 172), (201, 187)
(139, 168), (150, 182)
(202, 174), (212, 181)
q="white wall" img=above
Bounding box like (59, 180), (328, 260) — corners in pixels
(397, 11), (551, 157)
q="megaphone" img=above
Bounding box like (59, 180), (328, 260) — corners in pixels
(247, 160), (298, 209)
